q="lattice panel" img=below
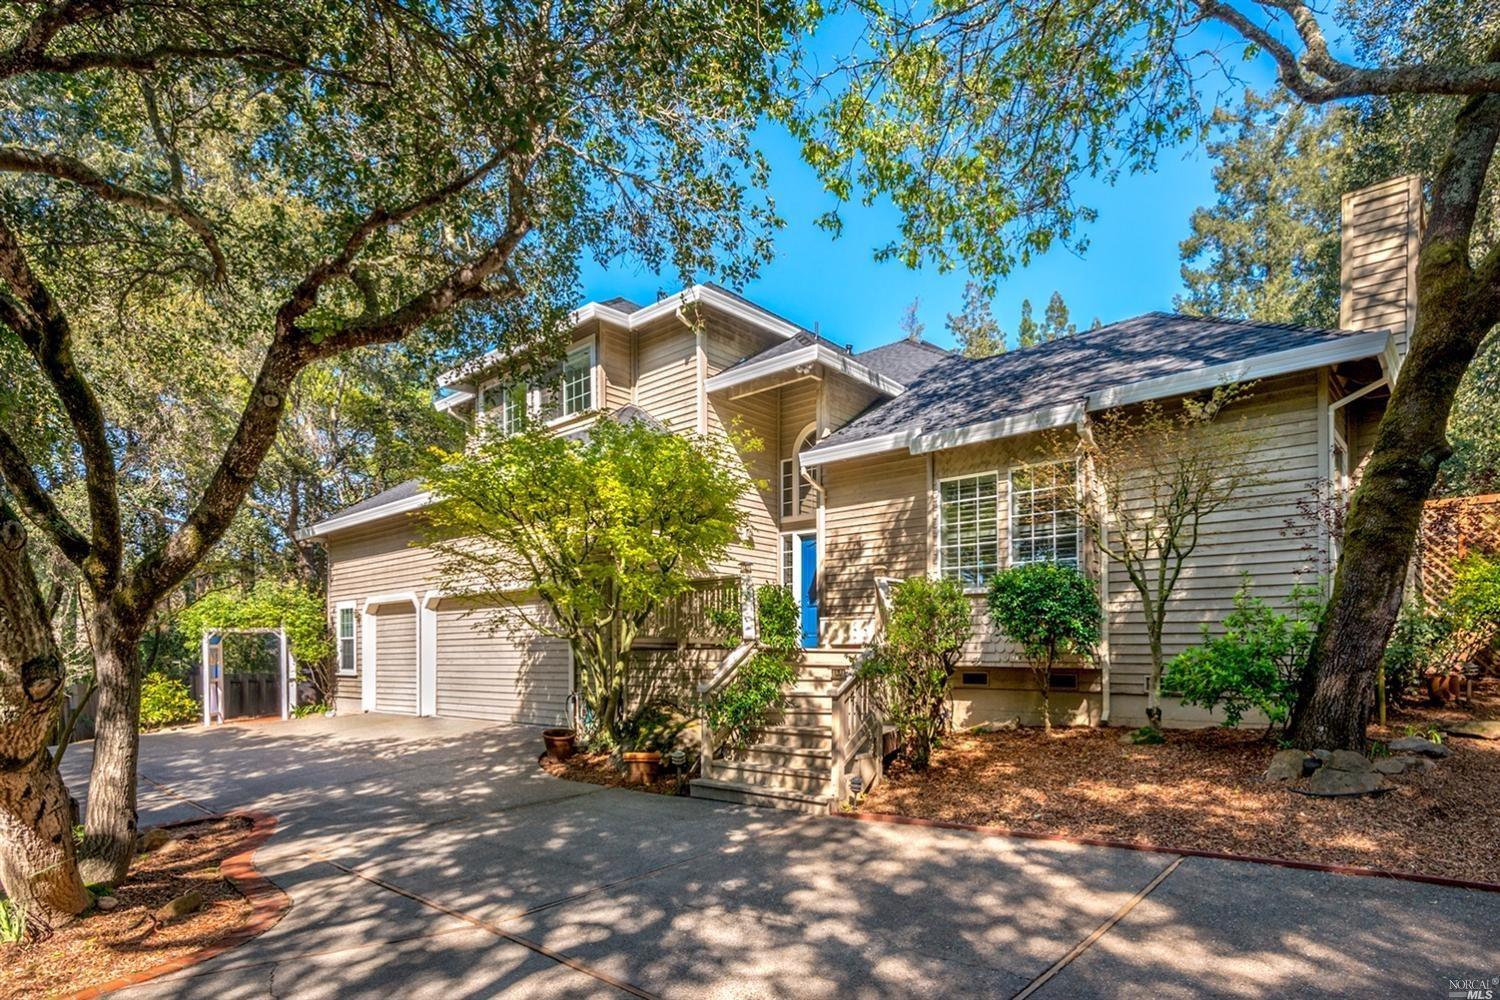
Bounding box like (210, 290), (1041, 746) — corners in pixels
(1416, 494), (1500, 670)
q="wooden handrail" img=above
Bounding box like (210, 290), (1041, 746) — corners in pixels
(829, 575), (901, 801)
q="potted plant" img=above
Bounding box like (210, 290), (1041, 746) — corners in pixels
(617, 703), (684, 785)
(542, 727), (577, 762)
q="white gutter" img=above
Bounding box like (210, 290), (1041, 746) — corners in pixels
(802, 330), (1392, 467)
(1084, 331), (1390, 411)
(434, 389), (474, 413)
(705, 344), (906, 398)
(909, 401), (1083, 456)
(297, 490), (433, 540)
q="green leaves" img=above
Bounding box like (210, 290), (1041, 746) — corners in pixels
(987, 562), (1100, 666)
(1162, 579), (1324, 731)
(425, 416), (748, 741)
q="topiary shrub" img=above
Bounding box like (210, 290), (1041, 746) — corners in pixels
(987, 562), (1100, 733)
(855, 576), (973, 771)
(139, 672), (200, 730)
(1162, 580), (1322, 736)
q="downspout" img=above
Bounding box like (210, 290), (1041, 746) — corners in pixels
(1326, 377), (1388, 573)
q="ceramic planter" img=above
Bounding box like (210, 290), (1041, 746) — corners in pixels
(543, 728), (577, 762)
(622, 750), (662, 785)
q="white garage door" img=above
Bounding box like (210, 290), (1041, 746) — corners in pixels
(373, 605), (418, 715)
(434, 599), (570, 725)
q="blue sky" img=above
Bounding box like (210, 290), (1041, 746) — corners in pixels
(577, 25), (1289, 355)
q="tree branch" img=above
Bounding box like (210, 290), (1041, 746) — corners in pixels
(0, 427), (91, 566)
(1196, 1), (1500, 102)
(0, 217), (122, 590)
(0, 145), (226, 282)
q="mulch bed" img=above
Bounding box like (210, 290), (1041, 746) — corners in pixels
(1, 816), (258, 1000)
(540, 751), (691, 796)
(860, 688), (1500, 885)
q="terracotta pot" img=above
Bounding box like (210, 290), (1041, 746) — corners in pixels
(542, 728), (577, 762)
(622, 750), (662, 785)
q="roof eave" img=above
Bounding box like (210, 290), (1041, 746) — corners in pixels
(706, 344), (905, 397)
(297, 490), (434, 541)
(802, 330), (1392, 466)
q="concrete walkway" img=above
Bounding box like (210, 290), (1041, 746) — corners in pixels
(59, 714), (1500, 998)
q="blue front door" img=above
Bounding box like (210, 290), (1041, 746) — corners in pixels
(799, 533), (819, 648)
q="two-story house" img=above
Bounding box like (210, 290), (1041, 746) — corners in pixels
(300, 175), (1421, 810)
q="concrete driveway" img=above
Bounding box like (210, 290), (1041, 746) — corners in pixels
(59, 714), (1499, 999)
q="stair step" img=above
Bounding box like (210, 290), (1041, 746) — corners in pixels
(733, 743), (832, 769)
(763, 708), (833, 727)
(798, 649), (859, 667)
(713, 759), (830, 796)
(756, 725), (833, 749)
(690, 778), (832, 814)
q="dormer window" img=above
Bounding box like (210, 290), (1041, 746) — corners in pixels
(554, 342), (594, 420)
(478, 381), (527, 435)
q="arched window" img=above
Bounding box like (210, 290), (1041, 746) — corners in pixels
(780, 423), (819, 520)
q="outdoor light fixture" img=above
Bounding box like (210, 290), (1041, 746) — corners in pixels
(848, 774), (863, 797)
(669, 749), (686, 769)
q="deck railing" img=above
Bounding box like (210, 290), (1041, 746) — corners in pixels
(640, 574), (742, 646)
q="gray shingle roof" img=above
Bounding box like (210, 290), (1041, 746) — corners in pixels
(326, 478), (425, 519)
(856, 338), (953, 383)
(821, 311), (1382, 448)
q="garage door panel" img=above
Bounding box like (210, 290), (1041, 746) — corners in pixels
(374, 608), (418, 715)
(435, 601), (569, 725)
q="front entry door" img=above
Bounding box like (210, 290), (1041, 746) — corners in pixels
(798, 533), (819, 648)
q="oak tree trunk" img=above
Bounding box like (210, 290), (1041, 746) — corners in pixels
(0, 512), (91, 931)
(77, 611), (144, 885)
(1290, 250), (1493, 750)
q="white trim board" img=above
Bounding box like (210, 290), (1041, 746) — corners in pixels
(438, 284), (809, 389)
(705, 343), (905, 398)
(298, 490), (433, 540)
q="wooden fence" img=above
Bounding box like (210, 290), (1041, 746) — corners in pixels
(1416, 493), (1500, 669)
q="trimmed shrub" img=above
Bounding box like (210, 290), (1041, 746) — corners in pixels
(987, 563), (1100, 732)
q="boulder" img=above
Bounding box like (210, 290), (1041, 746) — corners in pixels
(138, 827), (172, 853)
(1312, 748), (1332, 762)
(1307, 766), (1385, 796)
(1324, 749), (1374, 772)
(95, 895), (120, 912)
(1373, 757), (1409, 775)
(153, 890), (203, 924)
(1444, 721), (1500, 741)
(1264, 748), (1307, 782)
(1387, 736), (1450, 758)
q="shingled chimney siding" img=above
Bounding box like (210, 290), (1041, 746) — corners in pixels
(1340, 175), (1424, 367)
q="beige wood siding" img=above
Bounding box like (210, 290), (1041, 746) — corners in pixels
(326, 517), (437, 709)
(822, 451), (929, 644)
(599, 324), (633, 410)
(1340, 175), (1421, 363)
(634, 316), (699, 430)
(373, 606), (418, 714)
(434, 599), (570, 725)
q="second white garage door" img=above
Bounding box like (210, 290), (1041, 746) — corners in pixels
(434, 599), (570, 726)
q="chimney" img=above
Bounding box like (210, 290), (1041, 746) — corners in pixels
(1340, 175), (1424, 374)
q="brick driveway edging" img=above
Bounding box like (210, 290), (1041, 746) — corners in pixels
(69, 810), (288, 1000)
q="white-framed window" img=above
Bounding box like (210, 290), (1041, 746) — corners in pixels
(542, 342), (594, 422)
(781, 533), (794, 586)
(1010, 460), (1080, 567)
(336, 602), (357, 676)
(479, 380), (527, 435)
(780, 459), (794, 519)
(938, 473), (999, 589)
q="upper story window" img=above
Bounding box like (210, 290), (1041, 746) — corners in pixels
(938, 473), (999, 589)
(781, 425), (817, 520)
(479, 381), (527, 435)
(540, 342), (595, 422)
(1010, 460), (1080, 567)
(476, 340), (595, 433)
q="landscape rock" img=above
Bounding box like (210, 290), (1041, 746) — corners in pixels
(1264, 748), (1307, 782)
(153, 890), (203, 924)
(95, 895), (120, 912)
(1443, 721), (1500, 741)
(1324, 749), (1374, 772)
(1387, 736), (1450, 758)
(1312, 748), (1332, 762)
(1373, 756), (1409, 775)
(138, 828), (172, 853)
(971, 717), (1020, 733)
(1307, 766), (1385, 796)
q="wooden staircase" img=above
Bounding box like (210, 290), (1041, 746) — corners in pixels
(690, 650), (860, 813)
